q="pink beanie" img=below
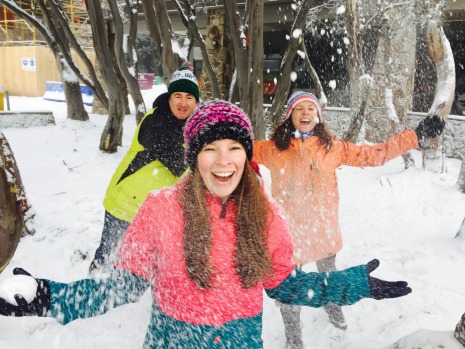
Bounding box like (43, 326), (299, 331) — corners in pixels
(183, 100), (254, 169)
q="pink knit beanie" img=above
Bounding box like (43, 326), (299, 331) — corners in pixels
(183, 100), (254, 169)
(285, 91), (323, 121)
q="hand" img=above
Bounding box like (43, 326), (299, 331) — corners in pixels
(0, 268), (50, 317)
(414, 115), (445, 146)
(366, 259), (412, 300)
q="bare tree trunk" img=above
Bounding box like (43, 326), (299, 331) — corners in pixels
(223, 0), (250, 113)
(108, 0), (146, 124)
(424, 0), (455, 119)
(139, 0), (183, 81)
(247, 0), (265, 139)
(139, 0), (163, 56)
(175, 0), (220, 99)
(153, 0), (184, 82)
(300, 40), (326, 104)
(268, 1), (314, 128)
(84, 0), (126, 153)
(380, 18), (415, 168)
(346, 0), (364, 108)
(186, 27), (195, 60)
(56, 48), (89, 121)
(0, 134), (35, 272)
(343, 0), (370, 143)
(62, 77), (90, 121)
(343, 91), (369, 143)
(418, 0), (455, 164)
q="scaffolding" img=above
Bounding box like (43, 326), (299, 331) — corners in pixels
(62, 0), (93, 49)
(0, 1), (93, 48)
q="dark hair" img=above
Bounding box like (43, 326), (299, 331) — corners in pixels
(181, 162), (273, 289)
(270, 118), (335, 151)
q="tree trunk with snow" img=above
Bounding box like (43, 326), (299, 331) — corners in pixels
(247, 0), (265, 139)
(300, 40), (326, 106)
(424, 1), (455, 120)
(223, 0), (250, 117)
(0, 134), (35, 273)
(62, 77), (90, 121)
(223, 0), (265, 139)
(131, 0), (185, 84)
(268, 0), (314, 129)
(174, 0), (220, 99)
(108, 0), (146, 124)
(419, 0), (455, 164)
(343, 0), (370, 143)
(84, 0), (126, 153)
(139, 0), (163, 62)
(154, 0), (184, 82)
(379, 14), (415, 168)
(56, 46), (89, 121)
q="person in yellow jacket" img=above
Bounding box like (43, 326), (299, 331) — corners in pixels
(89, 66), (199, 272)
(253, 91), (445, 349)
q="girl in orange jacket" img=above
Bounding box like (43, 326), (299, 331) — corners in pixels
(253, 91), (444, 348)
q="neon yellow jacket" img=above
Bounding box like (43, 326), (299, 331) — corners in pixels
(103, 93), (189, 222)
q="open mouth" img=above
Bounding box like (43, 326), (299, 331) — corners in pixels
(212, 171), (234, 182)
(300, 118), (311, 125)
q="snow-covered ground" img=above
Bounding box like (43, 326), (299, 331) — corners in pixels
(1, 87), (465, 348)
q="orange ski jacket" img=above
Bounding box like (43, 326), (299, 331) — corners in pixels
(254, 129), (419, 265)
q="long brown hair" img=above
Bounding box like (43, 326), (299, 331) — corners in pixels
(270, 117), (334, 151)
(182, 161), (273, 289)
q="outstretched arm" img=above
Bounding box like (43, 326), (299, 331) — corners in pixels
(0, 267), (150, 325)
(266, 259), (411, 307)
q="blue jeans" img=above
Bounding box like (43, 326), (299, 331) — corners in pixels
(92, 211), (130, 267)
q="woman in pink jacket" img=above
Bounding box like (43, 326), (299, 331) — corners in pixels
(254, 91), (445, 348)
(0, 100), (413, 348)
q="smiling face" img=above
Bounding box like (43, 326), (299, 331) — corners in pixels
(168, 92), (197, 120)
(291, 100), (319, 133)
(197, 139), (247, 203)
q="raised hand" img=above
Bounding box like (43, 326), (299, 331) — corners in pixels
(0, 267), (50, 317)
(366, 259), (412, 300)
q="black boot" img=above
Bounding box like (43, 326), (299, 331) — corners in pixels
(280, 304), (304, 349)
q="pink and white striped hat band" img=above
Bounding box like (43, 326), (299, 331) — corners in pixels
(285, 91), (323, 121)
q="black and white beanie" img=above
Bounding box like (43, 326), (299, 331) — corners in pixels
(168, 66), (200, 102)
